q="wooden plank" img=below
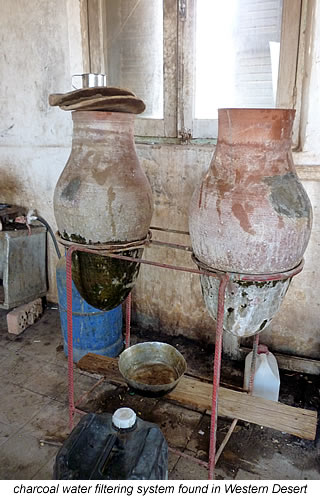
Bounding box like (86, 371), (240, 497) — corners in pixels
(77, 353), (123, 382)
(296, 164), (320, 182)
(276, 0), (302, 109)
(77, 353), (317, 440)
(87, 0), (107, 74)
(239, 347), (320, 376)
(277, 0), (303, 147)
(79, 0), (90, 72)
(167, 377), (317, 441)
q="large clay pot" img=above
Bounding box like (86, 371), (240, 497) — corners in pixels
(189, 108), (312, 274)
(54, 111), (153, 310)
(189, 108), (312, 336)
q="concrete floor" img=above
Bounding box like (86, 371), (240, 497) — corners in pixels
(0, 305), (319, 480)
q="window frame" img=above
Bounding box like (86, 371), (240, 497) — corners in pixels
(181, 0), (303, 144)
(81, 0), (305, 145)
(82, 0), (178, 138)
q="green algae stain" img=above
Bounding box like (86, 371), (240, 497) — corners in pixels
(61, 177), (81, 201)
(62, 231), (87, 244)
(264, 172), (311, 219)
(71, 248), (143, 311)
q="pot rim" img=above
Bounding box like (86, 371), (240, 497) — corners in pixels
(218, 107), (295, 113)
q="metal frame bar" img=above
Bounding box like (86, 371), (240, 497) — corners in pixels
(208, 274), (229, 478)
(214, 333), (260, 467)
(65, 239), (303, 479)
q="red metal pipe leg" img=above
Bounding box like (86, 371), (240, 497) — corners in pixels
(66, 247), (76, 430)
(249, 333), (260, 394)
(125, 292), (132, 349)
(208, 275), (229, 479)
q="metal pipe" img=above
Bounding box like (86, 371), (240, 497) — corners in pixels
(249, 334), (260, 394)
(65, 241), (304, 482)
(151, 240), (193, 252)
(125, 293), (132, 349)
(36, 215), (62, 259)
(240, 264), (303, 282)
(150, 226), (190, 236)
(215, 333), (261, 466)
(65, 246), (225, 278)
(64, 243), (303, 281)
(208, 274), (229, 479)
(66, 246), (76, 430)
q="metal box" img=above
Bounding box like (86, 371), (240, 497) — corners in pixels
(0, 226), (47, 309)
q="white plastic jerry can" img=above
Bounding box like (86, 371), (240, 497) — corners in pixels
(244, 344), (280, 401)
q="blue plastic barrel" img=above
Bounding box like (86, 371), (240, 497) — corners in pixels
(56, 257), (123, 362)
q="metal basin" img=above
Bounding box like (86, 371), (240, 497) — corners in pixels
(118, 342), (187, 397)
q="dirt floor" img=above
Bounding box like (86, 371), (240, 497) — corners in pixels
(0, 304), (319, 480)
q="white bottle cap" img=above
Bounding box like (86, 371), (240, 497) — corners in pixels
(112, 407), (137, 429)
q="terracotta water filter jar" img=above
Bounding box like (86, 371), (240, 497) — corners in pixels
(54, 111), (153, 310)
(189, 108), (312, 336)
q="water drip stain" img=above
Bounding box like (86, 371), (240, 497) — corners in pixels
(61, 177), (81, 201)
(231, 202), (256, 235)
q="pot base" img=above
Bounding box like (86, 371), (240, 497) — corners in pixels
(192, 255), (303, 337)
(72, 248), (143, 311)
(57, 233), (151, 311)
(200, 273), (291, 337)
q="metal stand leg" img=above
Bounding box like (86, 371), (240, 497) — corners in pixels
(208, 275), (229, 479)
(66, 247), (75, 430)
(125, 292), (132, 349)
(215, 332), (260, 466)
(62, 243), (301, 473)
(249, 333), (260, 394)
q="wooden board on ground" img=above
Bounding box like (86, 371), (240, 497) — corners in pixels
(77, 353), (317, 441)
(167, 376), (317, 440)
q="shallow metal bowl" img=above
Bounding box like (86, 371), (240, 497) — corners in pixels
(118, 342), (187, 397)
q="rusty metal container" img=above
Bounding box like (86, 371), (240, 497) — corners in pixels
(53, 111), (153, 310)
(189, 108), (312, 336)
(0, 226), (47, 309)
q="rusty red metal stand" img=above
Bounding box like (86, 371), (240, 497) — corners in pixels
(65, 240), (304, 479)
(125, 293), (131, 349)
(208, 274), (229, 478)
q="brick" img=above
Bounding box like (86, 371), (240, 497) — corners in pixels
(7, 298), (43, 335)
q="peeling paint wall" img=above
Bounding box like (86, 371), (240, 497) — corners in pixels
(0, 0), (84, 300)
(0, 0), (319, 359)
(133, 144), (215, 344)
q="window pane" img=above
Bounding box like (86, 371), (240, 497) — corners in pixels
(195, 0), (283, 119)
(105, 0), (163, 119)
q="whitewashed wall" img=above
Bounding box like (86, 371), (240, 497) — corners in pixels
(0, 0), (84, 300)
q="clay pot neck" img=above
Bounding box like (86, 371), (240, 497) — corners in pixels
(71, 111), (135, 144)
(217, 108), (295, 146)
